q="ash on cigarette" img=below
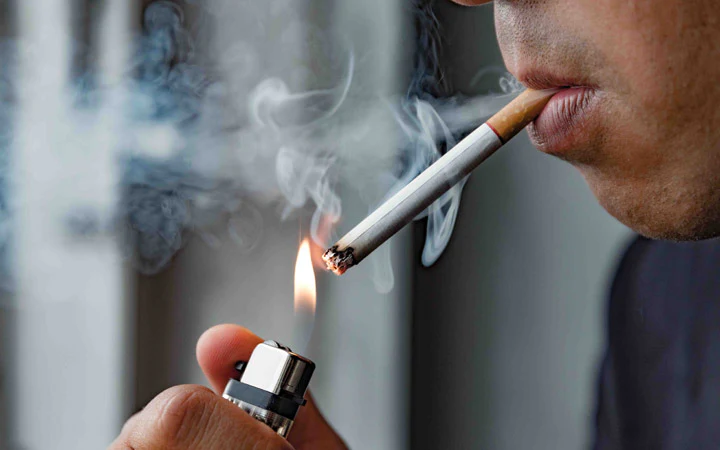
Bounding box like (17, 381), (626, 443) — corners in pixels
(322, 246), (356, 276)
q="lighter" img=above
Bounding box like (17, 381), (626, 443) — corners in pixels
(223, 340), (315, 438)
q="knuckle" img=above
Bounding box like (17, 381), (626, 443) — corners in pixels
(123, 385), (293, 450)
(147, 385), (219, 448)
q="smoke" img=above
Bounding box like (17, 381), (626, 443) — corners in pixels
(387, 0), (521, 274)
(2, 0), (519, 292)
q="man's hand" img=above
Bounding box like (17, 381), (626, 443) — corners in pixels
(110, 325), (347, 450)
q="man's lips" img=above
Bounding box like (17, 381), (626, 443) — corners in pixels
(526, 86), (599, 155)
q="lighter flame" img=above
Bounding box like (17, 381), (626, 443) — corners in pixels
(294, 239), (316, 314)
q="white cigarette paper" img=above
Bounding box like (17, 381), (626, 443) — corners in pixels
(325, 124), (501, 274)
(324, 89), (556, 275)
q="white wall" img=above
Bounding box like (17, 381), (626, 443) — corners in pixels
(10, 2), (133, 449)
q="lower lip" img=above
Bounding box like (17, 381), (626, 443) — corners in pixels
(529, 87), (598, 154)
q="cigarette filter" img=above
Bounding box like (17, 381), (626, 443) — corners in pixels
(223, 340), (315, 438)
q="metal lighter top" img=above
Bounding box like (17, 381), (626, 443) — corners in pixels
(223, 340), (315, 438)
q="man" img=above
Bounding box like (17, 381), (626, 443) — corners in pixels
(111, 0), (720, 448)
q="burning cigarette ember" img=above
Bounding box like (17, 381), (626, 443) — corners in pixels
(323, 89), (557, 275)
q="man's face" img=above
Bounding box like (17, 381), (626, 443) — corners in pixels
(453, 0), (720, 240)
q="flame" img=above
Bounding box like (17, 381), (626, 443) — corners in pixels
(294, 239), (317, 314)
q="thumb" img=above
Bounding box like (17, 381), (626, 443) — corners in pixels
(196, 324), (347, 450)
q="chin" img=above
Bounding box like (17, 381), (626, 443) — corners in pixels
(583, 171), (720, 242)
(629, 216), (720, 243)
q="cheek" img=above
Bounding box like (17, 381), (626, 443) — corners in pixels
(575, 0), (719, 121)
(570, 3), (667, 95)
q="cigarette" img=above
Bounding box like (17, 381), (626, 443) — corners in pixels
(323, 89), (557, 275)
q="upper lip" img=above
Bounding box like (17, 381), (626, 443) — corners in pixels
(513, 68), (596, 91)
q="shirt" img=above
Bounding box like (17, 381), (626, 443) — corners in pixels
(594, 237), (720, 449)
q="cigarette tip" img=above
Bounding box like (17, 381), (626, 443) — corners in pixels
(322, 246), (356, 276)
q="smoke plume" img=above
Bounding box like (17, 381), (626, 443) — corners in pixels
(2, 0), (519, 292)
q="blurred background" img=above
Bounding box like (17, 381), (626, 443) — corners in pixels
(0, 0), (630, 449)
